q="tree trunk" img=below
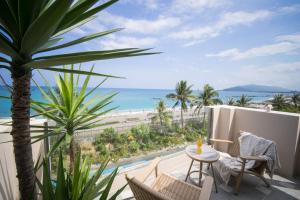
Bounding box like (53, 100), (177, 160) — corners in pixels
(159, 117), (163, 135)
(11, 73), (36, 200)
(69, 136), (75, 173)
(180, 108), (184, 129)
(203, 110), (206, 129)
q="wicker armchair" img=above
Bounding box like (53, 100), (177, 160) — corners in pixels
(126, 157), (213, 200)
(210, 132), (271, 195)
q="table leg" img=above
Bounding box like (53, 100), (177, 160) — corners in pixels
(199, 162), (203, 186)
(185, 159), (194, 182)
(210, 163), (218, 193)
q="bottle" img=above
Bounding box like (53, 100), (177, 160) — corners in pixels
(196, 135), (203, 154)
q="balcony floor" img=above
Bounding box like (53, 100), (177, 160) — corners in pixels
(110, 151), (300, 200)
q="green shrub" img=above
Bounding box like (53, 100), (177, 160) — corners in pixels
(95, 143), (109, 157)
(131, 124), (151, 149)
(74, 122), (208, 165)
(128, 141), (140, 153)
(185, 119), (202, 130)
(101, 127), (121, 144)
(170, 122), (181, 132)
(185, 131), (199, 142)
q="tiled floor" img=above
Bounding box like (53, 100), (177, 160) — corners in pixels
(110, 151), (300, 200)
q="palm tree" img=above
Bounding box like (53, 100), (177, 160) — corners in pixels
(0, 0), (155, 198)
(236, 94), (252, 107)
(227, 97), (235, 105)
(151, 100), (172, 134)
(192, 84), (222, 114)
(290, 93), (300, 108)
(32, 67), (117, 172)
(272, 94), (286, 110)
(191, 84), (222, 129)
(166, 81), (193, 129)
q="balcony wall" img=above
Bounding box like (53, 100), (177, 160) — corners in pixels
(208, 105), (300, 178)
(0, 119), (46, 200)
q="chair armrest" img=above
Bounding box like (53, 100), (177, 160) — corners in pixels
(239, 155), (267, 162)
(210, 138), (234, 144)
(134, 157), (161, 183)
(198, 176), (213, 200)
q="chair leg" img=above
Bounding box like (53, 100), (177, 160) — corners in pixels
(234, 160), (246, 195)
(234, 173), (243, 195)
(199, 162), (203, 187)
(259, 175), (271, 187)
(210, 163), (218, 193)
(185, 159), (194, 182)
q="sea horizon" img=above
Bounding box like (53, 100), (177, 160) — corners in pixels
(0, 86), (292, 118)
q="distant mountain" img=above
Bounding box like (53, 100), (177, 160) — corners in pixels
(223, 84), (292, 93)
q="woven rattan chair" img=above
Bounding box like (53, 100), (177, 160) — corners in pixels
(126, 157), (213, 200)
(210, 131), (271, 195)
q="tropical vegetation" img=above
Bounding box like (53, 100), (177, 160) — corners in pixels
(227, 97), (235, 105)
(0, 0), (155, 198)
(150, 100), (173, 134)
(166, 81), (193, 129)
(271, 94), (286, 110)
(290, 93), (300, 108)
(271, 93), (300, 113)
(50, 120), (202, 172)
(236, 94), (252, 107)
(192, 84), (222, 114)
(91, 122), (201, 163)
(191, 84), (222, 129)
(32, 66), (117, 172)
(38, 150), (125, 200)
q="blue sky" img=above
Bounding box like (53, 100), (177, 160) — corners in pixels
(1, 0), (300, 90)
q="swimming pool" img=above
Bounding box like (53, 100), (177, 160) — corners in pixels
(99, 159), (149, 175)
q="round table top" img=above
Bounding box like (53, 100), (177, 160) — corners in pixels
(185, 144), (220, 162)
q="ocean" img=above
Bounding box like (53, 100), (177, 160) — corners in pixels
(0, 86), (281, 117)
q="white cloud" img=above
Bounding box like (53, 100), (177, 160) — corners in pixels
(261, 61), (300, 73)
(169, 10), (272, 43)
(276, 33), (300, 43)
(171, 0), (230, 13)
(100, 36), (158, 49)
(228, 62), (300, 89)
(278, 4), (300, 15)
(206, 33), (300, 60)
(98, 12), (181, 34)
(123, 0), (161, 10)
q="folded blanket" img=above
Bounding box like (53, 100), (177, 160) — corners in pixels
(214, 132), (281, 184)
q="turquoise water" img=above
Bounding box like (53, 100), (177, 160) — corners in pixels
(99, 160), (148, 175)
(0, 86), (280, 117)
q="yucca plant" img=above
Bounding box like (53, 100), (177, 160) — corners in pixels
(37, 150), (125, 200)
(31, 66), (117, 172)
(0, 0), (156, 198)
(166, 81), (193, 129)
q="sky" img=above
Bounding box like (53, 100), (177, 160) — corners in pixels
(1, 0), (300, 90)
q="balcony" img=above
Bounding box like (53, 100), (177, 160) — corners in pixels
(109, 105), (300, 199)
(1, 106), (300, 199)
